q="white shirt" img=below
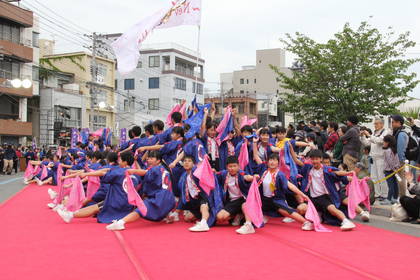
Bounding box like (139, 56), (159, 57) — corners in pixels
(262, 172), (274, 197)
(208, 137), (218, 161)
(186, 174), (200, 199)
(309, 168), (329, 198)
(226, 174), (242, 201)
(258, 145), (267, 161)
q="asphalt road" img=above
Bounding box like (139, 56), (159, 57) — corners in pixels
(1, 172), (419, 238)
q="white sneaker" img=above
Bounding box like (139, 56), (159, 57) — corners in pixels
(263, 215), (269, 224)
(301, 221), (314, 231)
(57, 208), (73, 223)
(165, 211), (180, 223)
(360, 211), (370, 222)
(106, 220), (126, 231)
(236, 222), (255, 235)
(52, 204), (65, 212)
(47, 202), (56, 209)
(48, 188), (57, 200)
(283, 217), (295, 223)
(188, 220), (210, 232)
(35, 177), (42, 186)
(23, 178), (29, 184)
(340, 219), (356, 231)
(232, 214), (244, 226)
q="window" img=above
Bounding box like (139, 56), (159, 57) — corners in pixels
(233, 103), (244, 113)
(250, 103), (256, 115)
(240, 90), (244, 94)
(124, 79), (135, 90)
(137, 60), (142, 68)
(246, 79), (249, 84)
(175, 78), (186, 91)
(149, 77), (160, 89)
(32, 66), (39, 81)
(0, 19), (21, 44)
(124, 99), (129, 112)
(148, 98), (159, 110)
(97, 63), (107, 78)
(32, 32), (39, 47)
(90, 115), (107, 131)
(254, 79), (257, 83)
(95, 89), (107, 105)
(0, 60), (20, 79)
(114, 79), (118, 89)
(193, 82), (203, 95)
(149, 56), (160, 67)
(240, 79), (244, 84)
(55, 106), (82, 128)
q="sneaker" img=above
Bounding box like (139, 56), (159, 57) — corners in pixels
(301, 221), (314, 231)
(52, 204), (65, 212)
(57, 208), (73, 223)
(48, 188), (57, 200)
(360, 211), (370, 222)
(23, 178), (28, 184)
(391, 198), (399, 205)
(263, 215), (269, 224)
(106, 220), (126, 231)
(165, 211), (180, 224)
(282, 217), (295, 223)
(380, 199), (392, 205)
(232, 214), (244, 226)
(189, 220), (210, 232)
(340, 219), (356, 231)
(35, 177), (42, 186)
(47, 202), (56, 209)
(235, 223), (255, 235)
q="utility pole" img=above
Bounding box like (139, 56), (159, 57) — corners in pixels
(89, 32), (98, 130)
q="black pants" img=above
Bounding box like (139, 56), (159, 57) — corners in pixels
(400, 196), (420, 219)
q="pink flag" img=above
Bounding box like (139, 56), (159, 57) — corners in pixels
(86, 175), (101, 199)
(24, 163), (34, 179)
(216, 106), (232, 144)
(65, 177), (86, 212)
(305, 199), (332, 232)
(40, 165), (48, 180)
(347, 174), (371, 219)
(193, 155), (215, 195)
(125, 172), (147, 216)
(56, 147), (62, 158)
(240, 115), (257, 128)
(238, 141), (249, 170)
(244, 178), (264, 228)
(54, 164), (64, 204)
(166, 104), (181, 127)
(179, 101), (187, 120)
(279, 150), (291, 179)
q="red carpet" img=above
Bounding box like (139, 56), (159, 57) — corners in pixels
(1, 185), (419, 280)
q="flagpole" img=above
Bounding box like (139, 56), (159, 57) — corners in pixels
(194, 25), (201, 101)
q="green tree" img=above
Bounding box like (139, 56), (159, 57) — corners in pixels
(272, 21), (420, 122)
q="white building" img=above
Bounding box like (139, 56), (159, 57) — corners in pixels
(220, 48), (293, 127)
(113, 42), (205, 129)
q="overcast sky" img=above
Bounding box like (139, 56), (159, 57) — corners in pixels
(23, 0), (420, 96)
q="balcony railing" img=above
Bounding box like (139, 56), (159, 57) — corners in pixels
(0, 113), (19, 120)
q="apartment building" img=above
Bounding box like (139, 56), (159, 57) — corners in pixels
(0, 0), (40, 145)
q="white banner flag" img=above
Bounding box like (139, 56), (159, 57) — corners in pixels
(111, 0), (202, 75)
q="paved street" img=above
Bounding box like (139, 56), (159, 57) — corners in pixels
(1, 173), (418, 237)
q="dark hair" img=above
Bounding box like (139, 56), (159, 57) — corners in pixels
(322, 152), (331, 160)
(172, 126), (184, 138)
(152, 120), (165, 131)
(310, 121), (316, 126)
(93, 151), (103, 161)
(269, 153), (279, 161)
(241, 125), (253, 134)
(148, 150), (162, 161)
(308, 149), (323, 159)
(320, 121), (328, 130)
(86, 151), (94, 159)
(328, 122), (338, 132)
(120, 151), (134, 166)
(339, 125), (348, 134)
(144, 124), (154, 135)
(226, 156), (239, 165)
(347, 115), (359, 125)
(259, 128), (270, 135)
(132, 126), (142, 137)
(128, 129), (134, 139)
(171, 112), (182, 123)
(364, 146), (371, 153)
(206, 121), (217, 130)
(383, 135), (397, 154)
(306, 133), (317, 142)
(275, 127), (287, 134)
(183, 155), (195, 163)
(106, 152), (119, 164)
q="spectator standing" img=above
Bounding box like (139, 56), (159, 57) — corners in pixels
(324, 122), (339, 154)
(391, 115), (409, 198)
(360, 118), (390, 200)
(3, 145), (16, 175)
(340, 116), (362, 171)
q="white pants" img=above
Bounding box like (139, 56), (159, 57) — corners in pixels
(371, 157), (387, 198)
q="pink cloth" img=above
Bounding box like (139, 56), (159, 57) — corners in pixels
(91, 129), (103, 137)
(193, 155), (215, 195)
(347, 174), (371, 219)
(305, 199), (332, 232)
(53, 165), (64, 204)
(56, 147), (62, 158)
(125, 172), (147, 216)
(238, 141), (249, 170)
(166, 104), (181, 127)
(24, 163), (34, 179)
(244, 178), (264, 228)
(179, 102), (187, 120)
(216, 106), (232, 143)
(40, 165), (48, 180)
(278, 149), (291, 179)
(65, 177), (86, 212)
(240, 115), (257, 128)
(86, 175), (101, 199)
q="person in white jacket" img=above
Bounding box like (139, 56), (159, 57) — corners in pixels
(360, 118), (391, 200)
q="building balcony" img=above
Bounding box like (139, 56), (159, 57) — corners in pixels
(162, 70), (204, 82)
(0, 39), (33, 62)
(0, 119), (32, 136)
(0, 78), (33, 97)
(0, 1), (33, 27)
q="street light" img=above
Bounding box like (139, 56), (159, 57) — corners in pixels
(22, 79), (32, 89)
(8, 78), (32, 89)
